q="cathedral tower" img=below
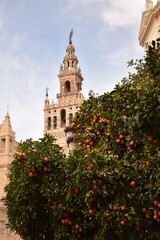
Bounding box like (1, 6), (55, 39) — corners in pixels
(44, 31), (84, 153)
(0, 112), (18, 206)
(0, 112), (17, 165)
(139, 0), (160, 47)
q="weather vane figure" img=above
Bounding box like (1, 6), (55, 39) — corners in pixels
(69, 29), (74, 44)
(45, 87), (49, 97)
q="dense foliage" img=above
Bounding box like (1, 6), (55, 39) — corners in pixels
(2, 135), (66, 240)
(2, 40), (160, 239)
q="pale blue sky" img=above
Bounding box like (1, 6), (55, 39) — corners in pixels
(0, 0), (154, 141)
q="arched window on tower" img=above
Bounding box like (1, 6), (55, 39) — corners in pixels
(69, 113), (73, 125)
(0, 138), (5, 153)
(61, 109), (66, 127)
(53, 116), (57, 129)
(47, 117), (51, 130)
(65, 81), (71, 92)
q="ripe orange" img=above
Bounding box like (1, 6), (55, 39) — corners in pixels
(146, 214), (150, 219)
(148, 135), (153, 141)
(28, 172), (34, 177)
(153, 214), (159, 220)
(89, 209), (95, 215)
(61, 219), (65, 225)
(116, 139), (120, 144)
(119, 134), (124, 139)
(96, 131), (101, 135)
(113, 206), (118, 211)
(70, 208), (75, 213)
(121, 206), (126, 211)
(142, 207), (147, 212)
(130, 181), (136, 187)
(43, 167), (49, 172)
(19, 152), (24, 158)
(44, 157), (49, 162)
(87, 127), (92, 132)
(93, 115), (98, 120)
(64, 219), (69, 224)
(105, 211), (110, 217)
(106, 132), (111, 137)
(90, 141), (94, 146)
(153, 200), (158, 206)
(120, 220), (125, 225)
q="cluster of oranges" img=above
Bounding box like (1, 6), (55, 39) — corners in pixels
(28, 156), (50, 177)
(146, 200), (160, 221)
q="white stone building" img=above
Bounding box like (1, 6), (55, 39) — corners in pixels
(139, 0), (160, 47)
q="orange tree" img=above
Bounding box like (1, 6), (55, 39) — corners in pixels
(2, 40), (160, 240)
(53, 41), (160, 240)
(2, 134), (66, 240)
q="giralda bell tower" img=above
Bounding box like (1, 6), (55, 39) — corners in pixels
(44, 30), (84, 154)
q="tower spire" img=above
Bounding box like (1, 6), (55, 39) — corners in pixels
(145, 0), (153, 11)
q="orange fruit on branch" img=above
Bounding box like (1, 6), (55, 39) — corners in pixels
(28, 172), (34, 177)
(120, 220), (125, 225)
(116, 139), (121, 144)
(130, 181), (136, 187)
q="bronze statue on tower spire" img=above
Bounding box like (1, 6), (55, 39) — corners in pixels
(69, 29), (73, 44)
